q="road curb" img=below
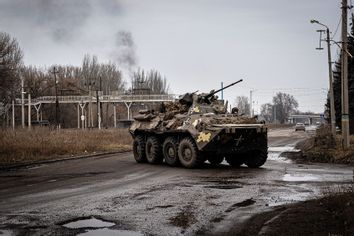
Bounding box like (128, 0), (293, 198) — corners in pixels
(0, 150), (132, 171)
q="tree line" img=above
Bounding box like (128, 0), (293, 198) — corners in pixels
(326, 18), (354, 134)
(0, 32), (169, 126)
(235, 92), (299, 124)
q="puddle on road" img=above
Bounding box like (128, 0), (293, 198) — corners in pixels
(205, 185), (242, 189)
(267, 152), (293, 163)
(268, 146), (300, 153)
(77, 228), (143, 236)
(225, 198), (256, 212)
(267, 146), (299, 163)
(62, 217), (143, 236)
(283, 173), (319, 182)
(63, 217), (115, 229)
(199, 176), (245, 190)
(233, 198), (256, 207)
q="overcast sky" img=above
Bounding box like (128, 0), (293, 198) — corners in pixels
(0, 0), (344, 113)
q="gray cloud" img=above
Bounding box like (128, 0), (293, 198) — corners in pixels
(0, 0), (122, 43)
(95, 0), (123, 16)
(35, 0), (91, 43)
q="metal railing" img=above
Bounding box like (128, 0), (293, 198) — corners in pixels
(15, 94), (177, 105)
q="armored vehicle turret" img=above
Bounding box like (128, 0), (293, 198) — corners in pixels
(129, 80), (268, 168)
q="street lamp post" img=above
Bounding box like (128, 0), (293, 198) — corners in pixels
(311, 19), (336, 137)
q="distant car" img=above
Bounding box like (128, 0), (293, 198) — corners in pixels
(295, 123), (305, 131)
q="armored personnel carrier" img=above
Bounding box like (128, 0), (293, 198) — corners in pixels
(129, 80), (268, 168)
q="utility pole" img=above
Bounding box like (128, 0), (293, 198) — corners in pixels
(113, 103), (117, 128)
(21, 75), (25, 128)
(12, 100), (15, 130)
(85, 80), (94, 129)
(79, 102), (86, 130)
(250, 89), (256, 116)
(96, 89), (101, 129)
(341, 0), (350, 148)
(250, 90), (252, 116)
(99, 77), (103, 128)
(51, 67), (60, 128)
(89, 82), (93, 128)
(310, 19), (336, 137)
(28, 93), (31, 130)
(95, 77), (102, 129)
(326, 27), (336, 137)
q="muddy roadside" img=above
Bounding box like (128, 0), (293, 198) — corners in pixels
(225, 126), (354, 236)
(290, 125), (354, 165)
(225, 187), (354, 236)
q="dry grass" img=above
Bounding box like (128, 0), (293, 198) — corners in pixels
(296, 125), (354, 164)
(0, 128), (132, 165)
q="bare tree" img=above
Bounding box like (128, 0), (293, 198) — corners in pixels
(132, 68), (169, 94)
(81, 54), (100, 90)
(54, 66), (83, 96)
(80, 55), (124, 94)
(99, 63), (125, 94)
(1, 50), (126, 127)
(260, 103), (273, 122)
(234, 96), (250, 116)
(22, 66), (48, 98)
(272, 92), (298, 124)
(0, 32), (23, 104)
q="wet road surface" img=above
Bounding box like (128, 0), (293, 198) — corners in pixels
(0, 128), (353, 235)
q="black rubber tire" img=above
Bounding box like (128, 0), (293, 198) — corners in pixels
(244, 149), (268, 168)
(145, 136), (163, 164)
(178, 137), (203, 168)
(207, 155), (224, 165)
(133, 135), (147, 163)
(225, 155), (244, 167)
(163, 137), (180, 166)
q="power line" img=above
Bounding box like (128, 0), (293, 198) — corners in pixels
(331, 17), (342, 39)
(250, 87), (326, 91)
(50, 67), (60, 127)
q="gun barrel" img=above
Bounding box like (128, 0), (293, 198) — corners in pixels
(206, 79), (243, 98)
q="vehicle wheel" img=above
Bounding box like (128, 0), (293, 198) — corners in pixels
(207, 155), (224, 165)
(163, 137), (180, 166)
(145, 136), (163, 164)
(133, 135), (147, 163)
(225, 155), (244, 167)
(178, 137), (203, 168)
(244, 149), (268, 168)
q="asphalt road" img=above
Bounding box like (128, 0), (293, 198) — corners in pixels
(0, 128), (353, 236)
